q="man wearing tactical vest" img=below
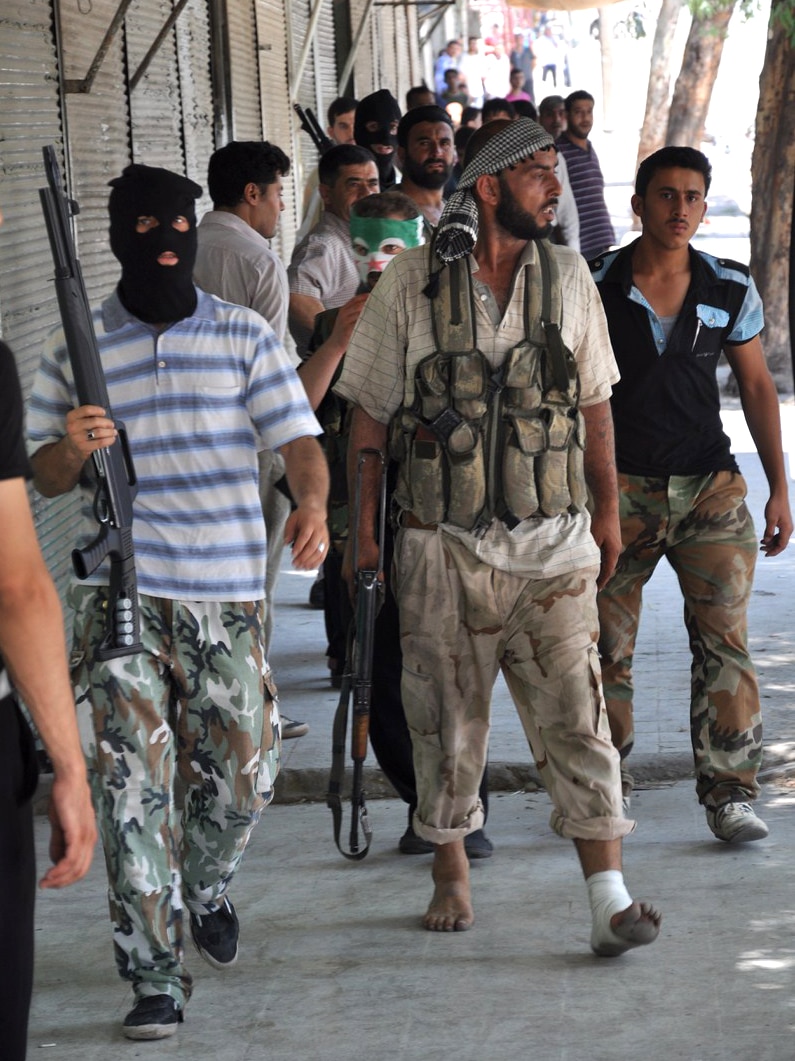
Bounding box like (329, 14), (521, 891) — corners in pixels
(336, 118), (662, 955)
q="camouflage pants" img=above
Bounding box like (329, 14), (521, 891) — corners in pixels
(69, 586), (280, 1007)
(393, 528), (632, 844)
(597, 471), (760, 806)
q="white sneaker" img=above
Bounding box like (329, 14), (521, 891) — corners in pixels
(706, 801), (769, 843)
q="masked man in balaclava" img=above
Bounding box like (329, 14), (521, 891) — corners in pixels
(354, 89), (402, 190)
(27, 163), (329, 1040)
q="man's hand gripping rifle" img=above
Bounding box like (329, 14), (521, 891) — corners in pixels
(327, 448), (387, 860)
(39, 145), (143, 660)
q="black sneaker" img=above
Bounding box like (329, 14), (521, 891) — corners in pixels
(190, 896), (239, 969)
(398, 824), (434, 855)
(122, 994), (183, 1040)
(464, 828), (494, 860)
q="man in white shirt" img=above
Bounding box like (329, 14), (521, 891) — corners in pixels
(194, 142), (309, 738)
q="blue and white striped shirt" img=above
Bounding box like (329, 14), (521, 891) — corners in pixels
(27, 288), (321, 602)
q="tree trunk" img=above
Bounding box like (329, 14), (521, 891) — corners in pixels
(750, 12), (795, 390)
(598, 8), (615, 132)
(665, 2), (736, 148)
(636, 0), (685, 170)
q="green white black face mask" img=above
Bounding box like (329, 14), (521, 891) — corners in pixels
(349, 214), (424, 286)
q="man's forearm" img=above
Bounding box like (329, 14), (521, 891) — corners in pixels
(279, 434), (330, 511)
(289, 293), (326, 340)
(347, 406), (388, 566)
(31, 438), (84, 498)
(582, 399), (619, 515)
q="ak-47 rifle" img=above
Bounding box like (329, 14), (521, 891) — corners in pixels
(293, 102), (334, 156)
(327, 448), (387, 860)
(39, 144), (143, 660)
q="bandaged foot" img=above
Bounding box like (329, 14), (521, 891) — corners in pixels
(423, 840), (474, 932)
(587, 870), (661, 957)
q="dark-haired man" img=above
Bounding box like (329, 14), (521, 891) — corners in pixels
(395, 105), (455, 231)
(28, 163), (328, 1039)
(289, 143), (379, 359)
(590, 146), (792, 842)
(337, 118), (661, 953)
(194, 141), (310, 724)
(556, 90), (614, 259)
(194, 139), (290, 339)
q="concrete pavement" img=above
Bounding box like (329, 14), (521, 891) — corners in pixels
(27, 408), (795, 1060)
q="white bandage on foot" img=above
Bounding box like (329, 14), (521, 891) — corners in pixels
(587, 869), (633, 955)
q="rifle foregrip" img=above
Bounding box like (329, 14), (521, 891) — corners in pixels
(351, 696), (370, 761)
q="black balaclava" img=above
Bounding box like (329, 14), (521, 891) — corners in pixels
(108, 164), (203, 324)
(354, 90), (402, 189)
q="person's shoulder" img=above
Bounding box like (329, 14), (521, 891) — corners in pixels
(192, 289), (273, 331)
(588, 245), (624, 283)
(693, 247), (752, 285)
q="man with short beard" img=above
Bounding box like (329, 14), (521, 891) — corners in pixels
(337, 119), (662, 955)
(395, 105), (455, 232)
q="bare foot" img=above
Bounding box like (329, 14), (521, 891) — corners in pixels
(423, 840), (474, 932)
(592, 900), (662, 957)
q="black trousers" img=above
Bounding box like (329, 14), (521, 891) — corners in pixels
(0, 696), (39, 1061)
(327, 531), (490, 825)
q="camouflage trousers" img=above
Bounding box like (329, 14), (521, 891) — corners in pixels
(69, 586), (280, 1007)
(393, 528), (632, 844)
(597, 471), (761, 806)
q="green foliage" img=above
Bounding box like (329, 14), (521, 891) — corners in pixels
(686, 0), (757, 18)
(770, 0), (795, 43)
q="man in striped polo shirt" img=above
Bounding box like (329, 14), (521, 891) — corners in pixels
(556, 90), (615, 260)
(27, 164), (329, 1040)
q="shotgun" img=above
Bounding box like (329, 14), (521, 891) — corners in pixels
(39, 144), (143, 660)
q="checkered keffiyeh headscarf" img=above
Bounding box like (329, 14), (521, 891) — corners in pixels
(434, 118), (555, 264)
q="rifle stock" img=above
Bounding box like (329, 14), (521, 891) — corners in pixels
(39, 144), (143, 660)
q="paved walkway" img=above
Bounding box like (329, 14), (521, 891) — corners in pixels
(27, 407), (795, 1060)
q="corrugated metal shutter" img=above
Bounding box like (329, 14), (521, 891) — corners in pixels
(126, 0), (187, 168)
(57, 0), (131, 303)
(313, 0), (337, 129)
(227, 0), (263, 141)
(0, 0), (80, 595)
(376, 2), (397, 101)
(0, 0), (64, 388)
(288, 0), (319, 207)
(347, 0), (375, 96)
(254, 0), (295, 262)
(174, 0), (216, 190)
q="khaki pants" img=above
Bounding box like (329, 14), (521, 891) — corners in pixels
(393, 528), (631, 845)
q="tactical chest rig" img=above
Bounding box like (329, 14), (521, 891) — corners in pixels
(389, 238), (587, 533)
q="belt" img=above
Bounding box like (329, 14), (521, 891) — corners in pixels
(401, 512), (439, 531)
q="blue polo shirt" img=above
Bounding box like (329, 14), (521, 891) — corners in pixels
(590, 240), (763, 477)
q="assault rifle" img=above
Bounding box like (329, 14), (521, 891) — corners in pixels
(293, 102), (334, 156)
(327, 448), (387, 860)
(39, 144), (143, 660)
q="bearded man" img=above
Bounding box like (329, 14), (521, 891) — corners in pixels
(394, 105), (455, 232)
(336, 119), (662, 955)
